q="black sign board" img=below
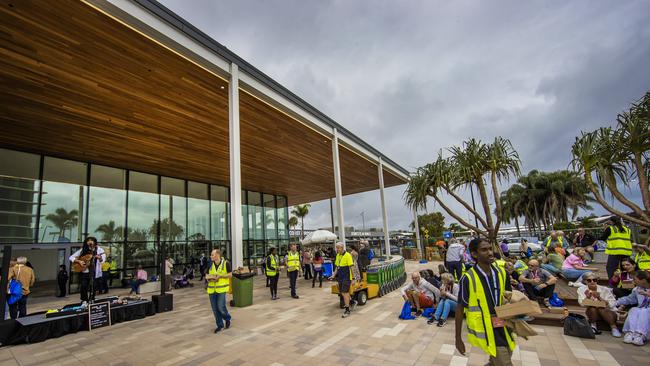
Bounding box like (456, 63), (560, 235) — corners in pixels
(89, 302), (111, 330)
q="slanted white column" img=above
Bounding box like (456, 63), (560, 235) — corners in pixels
(332, 128), (346, 247)
(229, 63), (243, 268)
(378, 157), (390, 257)
(413, 209), (422, 259)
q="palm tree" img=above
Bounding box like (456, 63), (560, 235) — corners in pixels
(150, 218), (184, 242)
(290, 204), (311, 240)
(95, 220), (123, 242)
(288, 216), (299, 240)
(45, 207), (79, 240)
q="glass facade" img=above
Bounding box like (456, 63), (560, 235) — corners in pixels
(0, 148), (289, 286)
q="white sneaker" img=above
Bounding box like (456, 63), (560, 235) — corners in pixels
(611, 328), (622, 338)
(632, 334), (646, 346)
(568, 281), (574, 287)
(623, 332), (635, 344)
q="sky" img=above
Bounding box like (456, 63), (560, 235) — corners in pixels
(160, 0), (650, 232)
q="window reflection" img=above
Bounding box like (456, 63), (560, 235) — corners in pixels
(160, 177), (186, 242)
(264, 194), (276, 240)
(0, 149), (40, 243)
(88, 165), (126, 242)
(127, 172), (158, 242)
(211, 185), (229, 241)
(277, 196), (288, 239)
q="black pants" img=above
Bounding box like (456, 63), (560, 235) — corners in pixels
(58, 279), (67, 297)
(80, 272), (92, 302)
(312, 270), (323, 287)
(303, 264), (312, 279)
(288, 270), (298, 297)
(268, 274), (279, 297)
(606, 254), (629, 279)
(523, 283), (555, 301)
(101, 271), (110, 293)
(612, 287), (632, 299)
(9, 295), (28, 319)
(446, 261), (463, 281)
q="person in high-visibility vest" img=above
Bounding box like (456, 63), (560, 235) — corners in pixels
(265, 247), (280, 300)
(544, 231), (566, 255)
(455, 238), (515, 366)
(108, 257), (118, 287)
(330, 242), (357, 318)
(206, 249), (232, 333)
(633, 243), (650, 271)
(285, 244), (301, 299)
(600, 216), (633, 279)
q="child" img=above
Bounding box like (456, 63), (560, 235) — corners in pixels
(616, 270), (650, 346)
(57, 265), (68, 297)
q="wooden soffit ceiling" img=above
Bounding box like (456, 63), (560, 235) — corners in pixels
(0, 0), (405, 205)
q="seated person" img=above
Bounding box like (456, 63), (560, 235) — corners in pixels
(577, 272), (622, 337)
(616, 270), (650, 346)
(519, 259), (557, 308)
(573, 227), (596, 261)
(401, 272), (440, 316)
(609, 258), (636, 299)
(129, 266), (148, 295)
(541, 251), (563, 276)
(499, 239), (510, 258)
(519, 239), (532, 259)
(562, 248), (598, 286)
(504, 261), (521, 290)
(428, 273), (458, 327)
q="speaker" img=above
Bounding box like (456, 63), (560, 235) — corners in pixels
(152, 293), (173, 313)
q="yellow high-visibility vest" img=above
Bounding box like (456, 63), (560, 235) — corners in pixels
(266, 255), (278, 276)
(635, 251), (650, 270)
(335, 252), (354, 280)
(605, 226), (632, 256)
(207, 260), (230, 294)
(545, 237), (564, 249)
(464, 265), (516, 357)
(287, 252), (300, 272)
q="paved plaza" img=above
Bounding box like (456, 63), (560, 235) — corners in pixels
(0, 261), (647, 366)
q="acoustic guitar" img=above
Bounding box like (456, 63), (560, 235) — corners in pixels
(72, 253), (94, 273)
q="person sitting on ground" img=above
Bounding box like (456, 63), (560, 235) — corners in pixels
(541, 251), (564, 276)
(577, 272), (622, 337)
(129, 266), (147, 295)
(401, 271), (440, 316)
(519, 259), (557, 308)
(504, 261), (521, 290)
(573, 227), (596, 261)
(615, 270), (650, 346)
(609, 258), (636, 299)
(544, 230), (565, 254)
(428, 273), (459, 327)
(519, 239), (532, 259)
(563, 248), (598, 287)
(499, 239), (510, 258)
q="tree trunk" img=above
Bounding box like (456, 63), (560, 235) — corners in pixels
(515, 216), (521, 237)
(301, 218), (304, 240)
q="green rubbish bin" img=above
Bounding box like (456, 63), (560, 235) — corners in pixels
(232, 273), (254, 307)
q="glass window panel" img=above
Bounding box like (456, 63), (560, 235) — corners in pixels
(241, 190), (248, 240)
(40, 158), (87, 243)
(0, 149), (40, 243)
(264, 194), (276, 240)
(247, 191), (263, 240)
(161, 177), (186, 242)
(126, 172), (158, 242)
(88, 165), (126, 242)
(125, 241), (156, 269)
(211, 185), (228, 202)
(211, 185), (229, 241)
(277, 196), (288, 239)
(188, 181), (208, 240)
(279, 239), (289, 257)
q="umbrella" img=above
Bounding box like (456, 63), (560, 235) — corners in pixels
(301, 230), (337, 245)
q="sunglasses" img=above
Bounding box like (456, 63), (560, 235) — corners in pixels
(584, 279), (597, 283)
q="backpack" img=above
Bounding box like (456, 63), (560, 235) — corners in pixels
(7, 267), (23, 305)
(368, 249), (375, 260)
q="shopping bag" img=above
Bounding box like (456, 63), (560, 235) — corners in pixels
(563, 313), (595, 339)
(7, 279), (22, 305)
(422, 307), (435, 318)
(549, 292), (564, 307)
(399, 301), (416, 320)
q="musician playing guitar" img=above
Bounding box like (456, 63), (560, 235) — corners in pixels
(69, 236), (106, 302)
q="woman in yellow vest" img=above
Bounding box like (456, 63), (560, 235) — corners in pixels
(206, 249), (232, 333)
(455, 238), (515, 366)
(265, 247), (280, 300)
(633, 243), (650, 271)
(600, 216), (633, 279)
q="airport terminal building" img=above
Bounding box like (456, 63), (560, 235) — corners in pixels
(0, 0), (409, 295)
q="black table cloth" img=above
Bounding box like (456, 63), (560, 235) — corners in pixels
(0, 300), (155, 345)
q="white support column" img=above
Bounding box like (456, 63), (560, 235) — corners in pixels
(229, 63), (243, 268)
(378, 157), (390, 258)
(413, 209), (422, 260)
(332, 128), (346, 247)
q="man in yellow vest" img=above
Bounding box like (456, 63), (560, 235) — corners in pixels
(285, 244), (301, 299)
(455, 238), (515, 366)
(633, 243), (650, 271)
(330, 242), (356, 318)
(600, 216), (633, 278)
(206, 249), (232, 333)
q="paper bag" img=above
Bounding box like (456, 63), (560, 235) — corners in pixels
(582, 298), (607, 308)
(505, 319), (538, 340)
(621, 281), (635, 289)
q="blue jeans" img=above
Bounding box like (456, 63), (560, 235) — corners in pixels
(562, 268), (592, 282)
(209, 292), (231, 328)
(433, 298), (457, 321)
(541, 264), (561, 275)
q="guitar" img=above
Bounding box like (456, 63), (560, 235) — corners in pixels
(72, 253), (94, 273)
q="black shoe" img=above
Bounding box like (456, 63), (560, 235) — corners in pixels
(292, 295), (300, 299)
(415, 310), (423, 317)
(350, 300), (357, 311)
(437, 319), (446, 327)
(342, 309), (351, 318)
(225, 320), (231, 329)
(592, 327), (602, 335)
(214, 327), (223, 334)
(427, 317), (436, 325)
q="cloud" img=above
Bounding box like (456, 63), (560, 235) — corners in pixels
(160, 0), (650, 230)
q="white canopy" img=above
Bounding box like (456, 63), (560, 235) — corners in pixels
(300, 229), (337, 245)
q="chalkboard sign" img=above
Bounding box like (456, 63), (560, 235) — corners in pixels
(89, 302), (111, 330)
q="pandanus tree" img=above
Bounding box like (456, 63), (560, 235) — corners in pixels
(290, 204), (311, 240)
(405, 137), (521, 248)
(45, 207), (79, 239)
(571, 90), (650, 243)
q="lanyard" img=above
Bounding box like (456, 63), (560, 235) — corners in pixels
(476, 265), (499, 307)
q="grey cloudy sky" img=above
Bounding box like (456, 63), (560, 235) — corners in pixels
(160, 0), (650, 231)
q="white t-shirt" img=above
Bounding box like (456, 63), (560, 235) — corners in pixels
(69, 246), (106, 278)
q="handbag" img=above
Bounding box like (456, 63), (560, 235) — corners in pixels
(7, 267), (23, 305)
(563, 313), (595, 339)
(549, 292), (564, 307)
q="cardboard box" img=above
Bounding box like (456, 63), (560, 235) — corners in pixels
(495, 300), (542, 319)
(621, 281), (635, 289)
(548, 307), (566, 314)
(582, 298), (607, 308)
